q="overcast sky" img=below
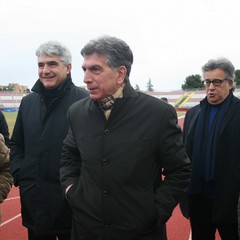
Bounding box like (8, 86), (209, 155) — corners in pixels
(1, 0), (240, 91)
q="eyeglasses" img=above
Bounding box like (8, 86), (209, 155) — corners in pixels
(202, 79), (227, 87)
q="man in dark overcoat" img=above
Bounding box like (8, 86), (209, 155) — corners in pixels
(182, 58), (240, 240)
(60, 36), (191, 240)
(10, 41), (89, 240)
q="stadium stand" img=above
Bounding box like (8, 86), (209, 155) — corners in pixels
(0, 92), (26, 111)
(1, 88), (240, 112)
(146, 87), (240, 110)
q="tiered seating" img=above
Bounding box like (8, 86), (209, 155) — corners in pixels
(0, 92), (26, 110)
(1, 88), (240, 111)
(146, 90), (186, 106)
(180, 90), (205, 108)
(233, 88), (240, 98)
(146, 87), (240, 109)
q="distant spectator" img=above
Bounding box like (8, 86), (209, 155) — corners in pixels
(161, 97), (168, 103)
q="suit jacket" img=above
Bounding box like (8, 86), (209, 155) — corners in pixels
(182, 95), (240, 223)
(60, 82), (191, 240)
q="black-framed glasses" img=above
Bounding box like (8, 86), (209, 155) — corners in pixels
(202, 79), (227, 87)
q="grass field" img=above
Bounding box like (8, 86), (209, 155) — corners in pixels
(3, 112), (18, 136)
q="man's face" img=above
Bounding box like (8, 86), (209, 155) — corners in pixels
(38, 54), (71, 89)
(82, 53), (126, 100)
(203, 68), (233, 105)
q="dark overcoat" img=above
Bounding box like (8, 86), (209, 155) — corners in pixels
(238, 195), (240, 237)
(0, 110), (10, 146)
(10, 76), (88, 235)
(182, 95), (240, 224)
(60, 82), (191, 240)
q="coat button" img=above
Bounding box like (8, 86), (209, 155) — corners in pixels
(104, 129), (110, 135)
(104, 221), (110, 227)
(102, 158), (108, 165)
(103, 190), (109, 197)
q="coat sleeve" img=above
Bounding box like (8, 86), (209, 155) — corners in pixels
(0, 111), (10, 147)
(0, 134), (12, 203)
(154, 107), (191, 224)
(238, 194), (240, 237)
(60, 126), (82, 193)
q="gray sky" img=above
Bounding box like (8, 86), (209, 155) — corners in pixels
(1, 0), (240, 91)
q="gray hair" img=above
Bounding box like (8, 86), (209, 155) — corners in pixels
(202, 57), (235, 81)
(81, 35), (133, 80)
(35, 40), (72, 65)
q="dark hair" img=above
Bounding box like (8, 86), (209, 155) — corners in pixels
(202, 57), (235, 81)
(81, 35), (133, 80)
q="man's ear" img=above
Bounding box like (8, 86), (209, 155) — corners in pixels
(117, 66), (127, 84)
(66, 64), (72, 74)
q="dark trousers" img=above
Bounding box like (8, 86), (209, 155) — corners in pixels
(189, 195), (238, 240)
(28, 229), (71, 240)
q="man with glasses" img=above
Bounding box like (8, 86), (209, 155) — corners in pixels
(181, 58), (240, 239)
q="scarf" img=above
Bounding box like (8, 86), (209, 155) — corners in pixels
(189, 92), (233, 196)
(96, 96), (115, 111)
(96, 85), (125, 119)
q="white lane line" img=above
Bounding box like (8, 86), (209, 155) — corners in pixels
(0, 214), (21, 227)
(188, 230), (192, 240)
(4, 196), (20, 201)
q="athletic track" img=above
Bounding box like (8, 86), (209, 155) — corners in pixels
(0, 116), (220, 240)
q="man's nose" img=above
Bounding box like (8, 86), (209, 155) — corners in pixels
(209, 82), (215, 89)
(42, 64), (51, 73)
(83, 70), (92, 83)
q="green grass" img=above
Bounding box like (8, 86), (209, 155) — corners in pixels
(3, 112), (18, 136)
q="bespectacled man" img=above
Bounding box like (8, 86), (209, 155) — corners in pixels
(181, 57), (239, 240)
